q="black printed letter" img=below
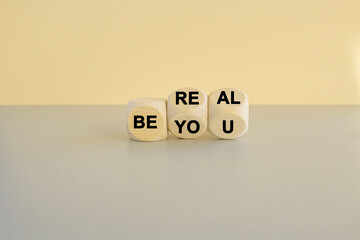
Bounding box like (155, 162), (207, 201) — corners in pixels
(217, 91), (230, 104)
(134, 115), (145, 128)
(175, 120), (186, 133)
(188, 91), (199, 105)
(187, 120), (200, 134)
(147, 115), (157, 129)
(223, 120), (233, 133)
(176, 92), (187, 105)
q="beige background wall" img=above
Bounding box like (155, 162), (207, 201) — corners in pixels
(0, 0), (359, 105)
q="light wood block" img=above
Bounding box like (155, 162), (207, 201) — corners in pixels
(208, 88), (249, 139)
(167, 87), (207, 139)
(127, 97), (168, 141)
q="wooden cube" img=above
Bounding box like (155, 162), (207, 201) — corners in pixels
(167, 87), (207, 139)
(208, 88), (249, 139)
(127, 97), (168, 141)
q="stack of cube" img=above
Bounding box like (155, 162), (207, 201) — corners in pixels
(127, 87), (248, 141)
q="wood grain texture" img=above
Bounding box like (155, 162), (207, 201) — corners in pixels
(167, 87), (207, 139)
(127, 97), (168, 141)
(208, 88), (249, 139)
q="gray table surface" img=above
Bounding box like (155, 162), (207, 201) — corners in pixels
(0, 106), (359, 240)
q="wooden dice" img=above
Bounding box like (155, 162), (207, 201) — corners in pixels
(127, 97), (168, 141)
(126, 88), (248, 141)
(167, 87), (207, 139)
(208, 88), (249, 139)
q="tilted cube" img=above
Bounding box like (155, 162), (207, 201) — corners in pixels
(167, 87), (207, 139)
(208, 88), (249, 139)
